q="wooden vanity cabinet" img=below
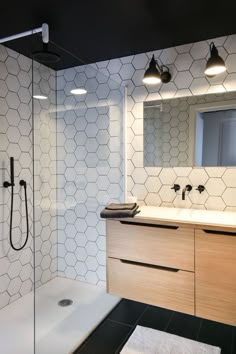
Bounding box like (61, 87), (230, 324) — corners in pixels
(107, 219), (236, 325)
(195, 229), (236, 326)
(107, 219), (195, 315)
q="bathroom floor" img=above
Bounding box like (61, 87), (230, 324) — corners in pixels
(74, 299), (236, 354)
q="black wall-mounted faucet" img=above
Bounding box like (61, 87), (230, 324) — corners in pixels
(182, 184), (192, 200)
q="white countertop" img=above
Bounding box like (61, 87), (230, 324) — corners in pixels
(134, 206), (236, 229)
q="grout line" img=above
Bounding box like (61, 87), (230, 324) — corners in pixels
(165, 311), (175, 331)
(196, 318), (203, 340)
(114, 304), (149, 354)
(107, 318), (133, 328)
(133, 304), (149, 327)
(115, 326), (135, 354)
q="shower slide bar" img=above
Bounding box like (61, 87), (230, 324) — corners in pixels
(0, 22), (49, 44)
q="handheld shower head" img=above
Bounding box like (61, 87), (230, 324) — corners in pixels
(3, 156), (14, 188)
(10, 157), (14, 186)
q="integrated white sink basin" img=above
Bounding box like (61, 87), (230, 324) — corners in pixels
(136, 206), (236, 229)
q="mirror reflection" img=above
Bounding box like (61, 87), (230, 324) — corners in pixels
(143, 91), (236, 167)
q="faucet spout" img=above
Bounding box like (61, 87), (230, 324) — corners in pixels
(182, 187), (187, 200)
(182, 184), (192, 200)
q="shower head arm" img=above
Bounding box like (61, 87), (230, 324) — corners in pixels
(0, 23), (49, 44)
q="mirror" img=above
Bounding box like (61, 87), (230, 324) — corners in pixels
(143, 91), (236, 167)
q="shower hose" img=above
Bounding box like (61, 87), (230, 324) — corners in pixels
(9, 180), (29, 251)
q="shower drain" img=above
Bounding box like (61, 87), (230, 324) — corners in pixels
(58, 299), (73, 307)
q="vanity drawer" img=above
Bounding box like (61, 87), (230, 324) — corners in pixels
(196, 229), (236, 326)
(107, 257), (194, 315)
(107, 220), (194, 271)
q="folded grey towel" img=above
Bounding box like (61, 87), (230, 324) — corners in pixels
(100, 205), (140, 219)
(105, 203), (137, 211)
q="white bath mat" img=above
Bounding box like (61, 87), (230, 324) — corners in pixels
(120, 325), (221, 354)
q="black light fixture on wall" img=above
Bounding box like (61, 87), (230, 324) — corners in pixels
(143, 55), (172, 85)
(205, 42), (226, 77)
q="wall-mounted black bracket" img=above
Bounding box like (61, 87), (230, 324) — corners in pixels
(3, 181), (14, 188)
(19, 180), (27, 188)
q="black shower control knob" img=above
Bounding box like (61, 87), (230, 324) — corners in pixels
(171, 184), (180, 192)
(196, 185), (205, 193)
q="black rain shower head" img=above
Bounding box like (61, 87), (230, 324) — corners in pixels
(32, 43), (61, 64)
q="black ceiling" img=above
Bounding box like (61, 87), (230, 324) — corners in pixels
(1, 0), (236, 70)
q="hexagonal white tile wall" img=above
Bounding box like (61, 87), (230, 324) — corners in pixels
(57, 64), (124, 287)
(2, 32), (236, 307)
(0, 45), (57, 309)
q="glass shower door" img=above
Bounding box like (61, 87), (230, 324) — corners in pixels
(33, 41), (125, 354)
(0, 43), (34, 354)
(32, 58), (57, 353)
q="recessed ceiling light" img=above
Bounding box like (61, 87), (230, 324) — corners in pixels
(33, 95), (48, 100)
(70, 88), (87, 95)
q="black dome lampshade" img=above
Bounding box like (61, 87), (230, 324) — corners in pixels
(143, 55), (161, 84)
(205, 42), (226, 77)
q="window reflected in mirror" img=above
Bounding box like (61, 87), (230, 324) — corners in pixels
(196, 109), (236, 166)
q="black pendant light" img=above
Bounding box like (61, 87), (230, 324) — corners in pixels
(205, 42), (226, 77)
(143, 55), (171, 85)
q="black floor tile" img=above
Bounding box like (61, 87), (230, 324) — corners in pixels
(73, 299), (236, 354)
(197, 319), (233, 354)
(166, 311), (202, 340)
(115, 328), (136, 354)
(108, 299), (148, 326)
(137, 305), (173, 331)
(231, 327), (236, 354)
(74, 319), (132, 354)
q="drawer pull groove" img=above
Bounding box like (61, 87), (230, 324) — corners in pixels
(203, 229), (236, 237)
(120, 259), (179, 272)
(120, 221), (178, 230)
